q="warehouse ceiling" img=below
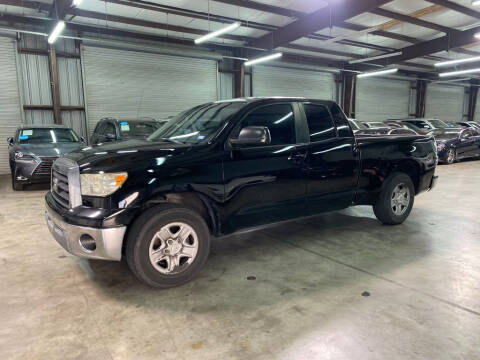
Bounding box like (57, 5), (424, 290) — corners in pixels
(1, 0), (480, 78)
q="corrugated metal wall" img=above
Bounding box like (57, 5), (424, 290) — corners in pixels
(356, 77), (410, 122)
(81, 45), (218, 133)
(252, 65), (335, 99)
(245, 73), (252, 97)
(0, 36), (22, 174)
(218, 72), (234, 100)
(425, 84), (465, 122)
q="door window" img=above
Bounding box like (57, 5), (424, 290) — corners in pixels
(304, 104), (336, 142)
(240, 104), (295, 146)
(104, 122), (116, 136)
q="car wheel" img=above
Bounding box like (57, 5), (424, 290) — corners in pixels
(11, 171), (23, 191)
(126, 205), (211, 288)
(446, 148), (456, 164)
(373, 173), (415, 225)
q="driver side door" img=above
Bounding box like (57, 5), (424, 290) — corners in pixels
(221, 102), (308, 234)
(458, 129), (477, 158)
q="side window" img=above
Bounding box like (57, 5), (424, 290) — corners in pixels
(304, 104), (336, 142)
(94, 122), (104, 135)
(330, 104), (352, 137)
(240, 104), (295, 146)
(104, 122), (116, 136)
(462, 129), (474, 138)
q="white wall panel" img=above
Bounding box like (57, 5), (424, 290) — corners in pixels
(425, 84), (464, 122)
(218, 72), (233, 100)
(252, 65), (335, 99)
(0, 37), (22, 174)
(356, 77), (410, 122)
(82, 45), (217, 133)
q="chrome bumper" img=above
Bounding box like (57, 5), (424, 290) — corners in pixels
(45, 205), (126, 261)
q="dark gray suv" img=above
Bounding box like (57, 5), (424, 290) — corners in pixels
(8, 125), (85, 190)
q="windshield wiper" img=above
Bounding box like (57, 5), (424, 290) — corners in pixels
(158, 137), (184, 144)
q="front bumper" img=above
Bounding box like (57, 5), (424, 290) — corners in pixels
(428, 175), (439, 191)
(45, 202), (126, 261)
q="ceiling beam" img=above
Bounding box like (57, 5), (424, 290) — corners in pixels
(371, 7), (454, 34)
(212, 0), (303, 18)
(425, 0), (480, 20)
(249, 0), (393, 50)
(362, 25), (480, 67)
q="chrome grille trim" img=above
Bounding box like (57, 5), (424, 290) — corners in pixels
(52, 158), (82, 208)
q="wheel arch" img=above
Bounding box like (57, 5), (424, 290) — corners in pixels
(389, 160), (421, 194)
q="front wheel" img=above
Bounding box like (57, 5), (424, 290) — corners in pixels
(445, 148), (456, 164)
(125, 205), (211, 288)
(373, 173), (415, 225)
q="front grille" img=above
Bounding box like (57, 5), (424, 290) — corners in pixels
(52, 169), (70, 208)
(51, 158), (82, 209)
(33, 157), (57, 177)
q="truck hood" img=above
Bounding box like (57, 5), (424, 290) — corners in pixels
(16, 142), (84, 157)
(65, 139), (192, 172)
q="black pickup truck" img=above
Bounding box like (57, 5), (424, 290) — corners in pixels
(45, 98), (438, 288)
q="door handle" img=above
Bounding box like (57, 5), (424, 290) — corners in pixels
(288, 152), (307, 164)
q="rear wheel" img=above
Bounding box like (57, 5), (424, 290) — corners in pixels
(126, 205), (211, 288)
(373, 173), (415, 225)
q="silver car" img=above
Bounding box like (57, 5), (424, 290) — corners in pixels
(7, 125), (85, 190)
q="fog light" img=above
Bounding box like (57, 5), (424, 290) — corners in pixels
(79, 234), (96, 251)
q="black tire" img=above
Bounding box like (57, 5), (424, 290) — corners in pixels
(373, 173), (415, 225)
(125, 205), (211, 288)
(445, 148), (456, 165)
(11, 174), (23, 191)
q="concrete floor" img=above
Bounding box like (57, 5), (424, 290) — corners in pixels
(1, 161), (480, 360)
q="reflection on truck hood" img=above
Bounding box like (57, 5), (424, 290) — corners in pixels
(64, 139), (192, 172)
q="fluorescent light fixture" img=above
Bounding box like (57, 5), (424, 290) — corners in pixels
(73, 0), (83, 5)
(472, 0), (480, 6)
(435, 55), (480, 67)
(48, 21), (65, 44)
(194, 22), (240, 44)
(244, 53), (282, 66)
(439, 68), (480, 77)
(357, 68), (398, 78)
(349, 51), (402, 64)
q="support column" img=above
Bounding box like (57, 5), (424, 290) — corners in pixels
(233, 59), (245, 98)
(467, 84), (478, 122)
(415, 79), (428, 118)
(48, 44), (62, 124)
(341, 73), (356, 118)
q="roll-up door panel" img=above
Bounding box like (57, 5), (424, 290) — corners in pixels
(82, 46), (217, 133)
(425, 84), (464, 123)
(0, 37), (22, 174)
(253, 65), (335, 100)
(356, 78), (410, 122)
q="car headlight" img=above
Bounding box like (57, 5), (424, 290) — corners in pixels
(437, 143), (446, 151)
(80, 172), (128, 197)
(15, 151), (35, 160)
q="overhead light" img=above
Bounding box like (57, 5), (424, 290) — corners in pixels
(357, 68), (398, 78)
(73, 0), (83, 5)
(475, 32), (480, 39)
(194, 22), (240, 44)
(244, 53), (283, 66)
(472, 0), (480, 6)
(435, 55), (480, 67)
(48, 21), (65, 44)
(349, 51), (402, 64)
(439, 68), (480, 77)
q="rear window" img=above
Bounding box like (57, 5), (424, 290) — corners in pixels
(304, 104), (336, 142)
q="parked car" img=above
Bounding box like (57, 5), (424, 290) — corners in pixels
(401, 118), (461, 132)
(356, 128), (418, 136)
(348, 118), (368, 133)
(364, 121), (389, 128)
(385, 120), (429, 135)
(45, 98), (438, 288)
(90, 117), (165, 145)
(456, 121), (480, 131)
(433, 128), (480, 164)
(8, 125), (85, 190)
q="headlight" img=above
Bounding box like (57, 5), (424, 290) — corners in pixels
(437, 143), (446, 150)
(15, 151), (35, 160)
(80, 172), (128, 197)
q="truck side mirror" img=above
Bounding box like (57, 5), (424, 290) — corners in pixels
(7, 137), (14, 146)
(230, 126), (271, 147)
(80, 136), (87, 144)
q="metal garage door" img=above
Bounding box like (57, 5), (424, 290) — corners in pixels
(356, 78), (410, 122)
(425, 84), (464, 123)
(0, 37), (22, 174)
(82, 45), (218, 134)
(252, 65), (335, 99)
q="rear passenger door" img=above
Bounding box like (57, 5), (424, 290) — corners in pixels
(302, 102), (359, 215)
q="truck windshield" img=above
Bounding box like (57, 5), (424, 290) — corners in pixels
(18, 128), (79, 144)
(148, 102), (245, 144)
